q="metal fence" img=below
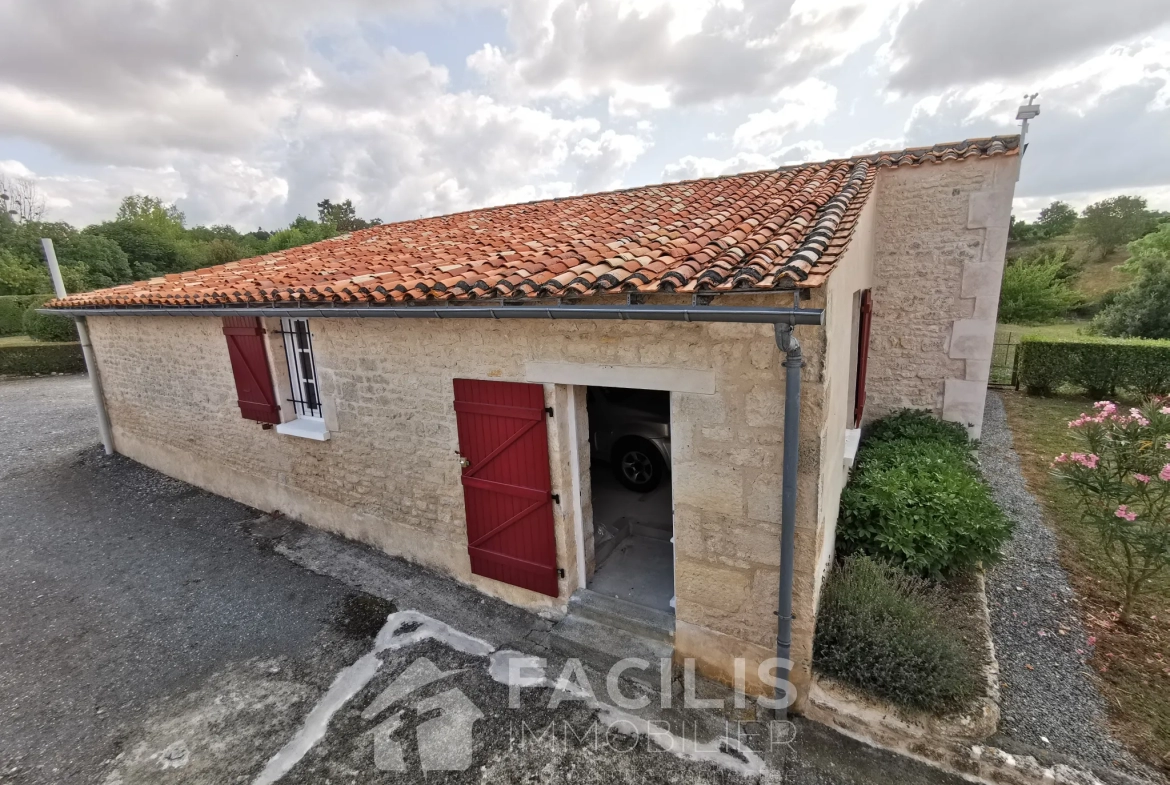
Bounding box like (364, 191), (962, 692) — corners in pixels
(989, 331), (1019, 388)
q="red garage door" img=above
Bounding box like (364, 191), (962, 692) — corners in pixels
(453, 379), (559, 597)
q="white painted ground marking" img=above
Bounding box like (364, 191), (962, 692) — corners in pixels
(489, 652), (768, 777)
(251, 610), (494, 785)
(255, 610), (765, 782)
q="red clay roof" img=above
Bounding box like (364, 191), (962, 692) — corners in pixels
(50, 137), (1018, 309)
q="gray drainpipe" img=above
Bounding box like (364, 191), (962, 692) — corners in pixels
(773, 321), (804, 721)
(45, 299), (816, 705)
(41, 240), (114, 455)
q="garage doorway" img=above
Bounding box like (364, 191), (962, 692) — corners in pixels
(586, 386), (674, 613)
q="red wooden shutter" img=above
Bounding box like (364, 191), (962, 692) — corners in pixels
(854, 289), (873, 427)
(453, 379), (559, 597)
(222, 317), (280, 424)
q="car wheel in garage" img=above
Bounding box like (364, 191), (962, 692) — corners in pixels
(611, 437), (665, 492)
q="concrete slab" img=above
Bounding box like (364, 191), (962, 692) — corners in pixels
(589, 535), (675, 613)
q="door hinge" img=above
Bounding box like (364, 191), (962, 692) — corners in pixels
(557, 568), (566, 578)
(551, 493), (560, 504)
(545, 406), (554, 417)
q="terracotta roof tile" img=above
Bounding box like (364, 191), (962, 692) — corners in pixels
(50, 136), (1018, 309)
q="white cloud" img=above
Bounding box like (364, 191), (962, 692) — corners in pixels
(731, 79), (838, 152)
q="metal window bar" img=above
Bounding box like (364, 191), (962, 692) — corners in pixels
(278, 318), (322, 419)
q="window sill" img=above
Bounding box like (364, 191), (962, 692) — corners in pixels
(843, 427), (862, 471)
(275, 418), (330, 441)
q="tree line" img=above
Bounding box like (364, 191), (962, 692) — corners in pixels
(1001, 194), (1170, 339)
(0, 175), (381, 296)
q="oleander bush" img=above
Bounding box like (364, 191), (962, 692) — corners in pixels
(814, 555), (980, 712)
(1017, 336), (1170, 398)
(22, 305), (78, 343)
(1051, 398), (1170, 622)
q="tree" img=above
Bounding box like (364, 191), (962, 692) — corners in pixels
(1080, 195), (1155, 252)
(317, 198), (382, 232)
(1035, 201), (1077, 238)
(115, 195), (185, 231)
(1009, 215), (1037, 243)
(0, 174), (46, 223)
(1093, 223), (1170, 340)
(86, 220), (181, 279)
(264, 216), (338, 253)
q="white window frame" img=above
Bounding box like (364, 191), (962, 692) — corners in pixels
(275, 318), (329, 440)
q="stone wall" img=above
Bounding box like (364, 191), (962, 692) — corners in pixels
(85, 303), (827, 694)
(866, 155), (1018, 438)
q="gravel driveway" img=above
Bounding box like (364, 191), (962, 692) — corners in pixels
(980, 392), (1157, 783)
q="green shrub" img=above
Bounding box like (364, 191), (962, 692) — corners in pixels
(814, 555), (980, 712)
(22, 306), (78, 342)
(1017, 336), (1170, 397)
(839, 439), (1011, 578)
(1092, 262), (1170, 340)
(0, 294), (50, 336)
(864, 408), (970, 452)
(0, 342), (85, 376)
(998, 256), (1079, 324)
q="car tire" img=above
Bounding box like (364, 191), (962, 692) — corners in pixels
(611, 437), (666, 493)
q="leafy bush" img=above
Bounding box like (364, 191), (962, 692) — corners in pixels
(22, 306), (78, 342)
(864, 408), (970, 452)
(1051, 399), (1170, 621)
(1092, 264), (1170, 340)
(839, 438), (1010, 578)
(1017, 336), (1170, 397)
(0, 341), (84, 376)
(814, 555), (980, 712)
(0, 294), (49, 335)
(998, 255), (1080, 323)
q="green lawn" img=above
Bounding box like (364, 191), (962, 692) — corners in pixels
(995, 321), (1090, 343)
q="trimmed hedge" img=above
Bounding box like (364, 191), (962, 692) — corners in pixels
(0, 294), (51, 336)
(1017, 335), (1170, 397)
(23, 306), (79, 343)
(0, 342), (85, 376)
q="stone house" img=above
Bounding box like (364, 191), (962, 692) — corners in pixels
(47, 136), (1019, 704)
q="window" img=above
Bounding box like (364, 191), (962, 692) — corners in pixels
(280, 318), (322, 419)
(275, 318), (329, 440)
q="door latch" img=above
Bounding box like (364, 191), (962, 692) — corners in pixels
(459, 456), (471, 468)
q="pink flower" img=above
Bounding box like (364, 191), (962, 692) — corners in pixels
(1088, 636), (1097, 646)
(1131, 407), (1144, 418)
(1160, 464), (1170, 482)
(1161, 406), (1170, 415)
(1115, 505), (1138, 521)
(1068, 453), (1100, 469)
(1053, 453), (1069, 464)
(1135, 474), (1151, 484)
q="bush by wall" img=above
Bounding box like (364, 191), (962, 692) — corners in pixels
(840, 409), (1010, 579)
(813, 555), (980, 712)
(864, 408), (970, 452)
(0, 294), (50, 336)
(1017, 336), (1170, 397)
(0, 341), (85, 376)
(22, 306), (78, 343)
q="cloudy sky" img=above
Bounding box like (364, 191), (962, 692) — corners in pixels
(1, 0), (1168, 230)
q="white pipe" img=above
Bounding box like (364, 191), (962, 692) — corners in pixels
(41, 239), (114, 455)
(566, 385), (588, 590)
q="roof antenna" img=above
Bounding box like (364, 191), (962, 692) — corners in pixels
(1015, 93), (1040, 179)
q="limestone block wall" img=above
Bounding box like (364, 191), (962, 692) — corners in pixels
(865, 155), (1018, 438)
(85, 302), (828, 694)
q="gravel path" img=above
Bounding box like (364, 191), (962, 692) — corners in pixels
(980, 392), (1155, 781)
